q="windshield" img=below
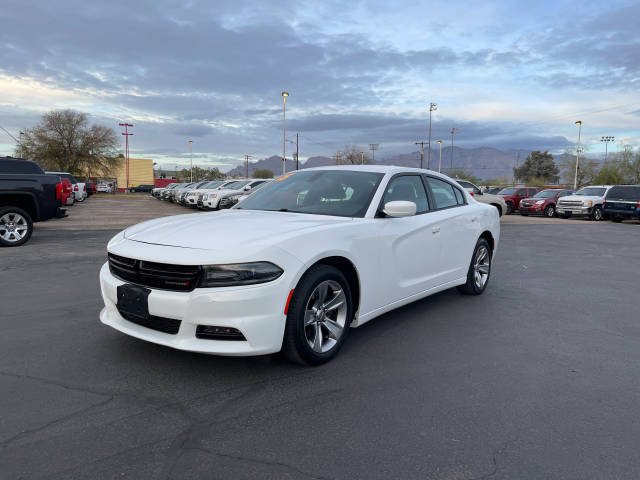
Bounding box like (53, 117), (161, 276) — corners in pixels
(202, 181), (223, 189)
(236, 169), (384, 217)
(576, 187), (606, 196)
(224, 180), (250, 190)
(456, 180), (474, 188)
(534, 190), (559, 198)
(498, 187), (518, 195)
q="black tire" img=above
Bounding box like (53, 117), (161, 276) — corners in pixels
(591, 206), (603, 221)
(457, 238), (492, 295)
(0, 207), (33, 247)
(544, 205), (556, 218)
(505, 202), (513, 215)
(611, 217), (622, 223)
(520, 212), (528, 216)
(282, 265), (353, 366)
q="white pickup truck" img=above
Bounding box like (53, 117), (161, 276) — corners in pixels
(556, 185), (612, 221)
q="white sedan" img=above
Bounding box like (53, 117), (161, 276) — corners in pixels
(99, 166), (500, 365)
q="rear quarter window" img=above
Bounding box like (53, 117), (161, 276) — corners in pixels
(607, 186), (640, 200)
(1, 159), (44, 174)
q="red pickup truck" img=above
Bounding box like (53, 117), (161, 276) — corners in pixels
(497, 187), (540, 214)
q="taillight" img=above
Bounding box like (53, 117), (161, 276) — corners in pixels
(83, 185), (86, 191)
(469, 192), (474, 196)
(65, 184), (72, 193)
(56, 183), (63, 200)
(74, 185), (78, 191)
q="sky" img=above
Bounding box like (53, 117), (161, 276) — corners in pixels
(1, 0), (639, 172)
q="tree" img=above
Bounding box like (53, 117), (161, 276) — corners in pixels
(513, 150), (559, 183)
(15, 109), (119, 176)
(253, 169), (274, 178)
(334, 145), (371, 165)
(618, 145), (640, 184)
(483, 176), (511, 187)
(593, 161), (626, 185)
(179, 166), (225, 182)
(561, 155), (599, 187)
(448, 169), (481, 184)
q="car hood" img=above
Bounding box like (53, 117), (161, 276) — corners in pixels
(123, 210), (353, 250)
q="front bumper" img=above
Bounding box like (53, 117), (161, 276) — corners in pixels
(519, 204), (544, 214)
(99, 263), (289, 356)
(556, 205), (592, 215)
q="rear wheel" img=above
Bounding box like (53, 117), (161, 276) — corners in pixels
(0, 207), (33, 247)
(282, 265), (352, 365)
(544, 205), (556, 217)
(458, 238), (492, 295)
(591, 206), (603, 221)
(505, 202), (513, 215)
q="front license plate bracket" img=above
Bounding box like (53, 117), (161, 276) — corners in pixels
(117, 284), (151, 320)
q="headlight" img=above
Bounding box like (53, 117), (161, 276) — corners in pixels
(229, 194), (242, 202)
(583, 200), (593, 207)
(211, 194), (217, 199)
(199, 262), (283, 287)
(203, 194), (208, 200)
(535, 200), (544, 205)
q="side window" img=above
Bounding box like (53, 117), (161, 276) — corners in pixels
(382, 175), (429, 213)
(426, 177), (459, 209)
(516, 189), (527, 196)
(528, 188), (538, 196)
(454, 188), (465, 205)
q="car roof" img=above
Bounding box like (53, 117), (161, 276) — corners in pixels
(301, 165), (457, 181)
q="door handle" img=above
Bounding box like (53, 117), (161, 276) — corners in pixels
(471, 216), (477, 222)
(432, 227), (440, 234)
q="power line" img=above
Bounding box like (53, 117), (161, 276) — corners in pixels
(0, 125), (19, 143)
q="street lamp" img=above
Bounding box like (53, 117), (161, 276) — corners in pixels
(450, 127), (458, 170)
(368, 143), (379, 162)
(573, 121), (582, 190)
(436, 140), (443, 173)
(360, 151), (364, 164)
(428, 102), (437, 169)
(281, 91), (289, 175)
(600, 135), (615, 162)
(189, 140), (193, 182)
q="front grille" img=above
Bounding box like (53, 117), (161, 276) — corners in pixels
(198, 193), (204, 201)
(520, 202), (533, 208)
(120, 310), (181, 334)
(108, 253), (201, 291)
(559, 200), (582, 207)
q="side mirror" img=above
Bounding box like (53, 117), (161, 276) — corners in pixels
(476, 190), (483, 196)
(382, 201), (416, 218)
(243, 186), (252, 191)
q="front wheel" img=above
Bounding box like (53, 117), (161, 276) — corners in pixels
(282, 265), (352, 365)
(591, 206), (603, 221)
(0, 207), (33, 247)
(544, 205), (556, 217)
(458, 238), (492, 295)
(505, 202), (513, 215)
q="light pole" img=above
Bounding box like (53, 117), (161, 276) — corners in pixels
(281, 91), (289, 175)
(428, 102), (437, 169)
(436, 140), (443, 173)
(369, 143), (379, 163)
(189, 140), (193, 182)
(360, 151), (364, 164)
(573, 121), (582, 190)
(450, 127), (457, 170)
(119, 122), (134, 191)
(600, 135), (615, 162)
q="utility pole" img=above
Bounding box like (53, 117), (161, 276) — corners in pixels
(450, 127), (457, 170)
(415, 141), (427, 169)
(360, 151), (364, 164)
(244, 154), (251, 178)
(428, 102), (437, 169)
(119, 123), (133, 191)
(437, 140), (443, 173)
(281, 91), (289, 175)
(189, 140), (193, 182)
(333, 152), (342, 165)
(368, 143), (379, 163)
(574, 121), (582, 190)
(296, 133), (299, 170)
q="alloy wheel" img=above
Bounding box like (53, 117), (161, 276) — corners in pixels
(304, 280), (348, 353)
(473, 245), (491, 289)
(0, 212), (28, 243)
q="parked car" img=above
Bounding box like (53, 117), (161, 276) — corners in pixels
(193, 180), (237, 208)
(177, 181), (210, 205)
(202, 179), (271, 210)
(556, 185), (612, 221)
(161, 183), (183, 200)
(183, 180), (228, 208)
(97, 183), (112, 193)
(130, 184), (154, 193)
(603, 185), (640, 222)
(497, 186), (540, 214)
(484, 187), (502, 194)
(46, 171), (87, 202)
(519, 188), (574, 217)
(99, 166), (500, 365)
(455, 180), (508, 216)
(1, 156), (67, 246)
(48, 175), (74, 206)
(85, 183), (96, 196)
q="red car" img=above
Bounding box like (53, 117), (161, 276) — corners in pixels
(519, 189), (574, 217)
(497, 186), (540, 214)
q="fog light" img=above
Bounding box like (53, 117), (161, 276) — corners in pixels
(196, 325), (246, 341)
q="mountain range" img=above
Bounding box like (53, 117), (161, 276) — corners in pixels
(226, 147), (595, 181)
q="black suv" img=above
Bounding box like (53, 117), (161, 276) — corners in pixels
(603, 185), (640, 222)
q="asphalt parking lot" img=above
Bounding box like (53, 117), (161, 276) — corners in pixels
(2, 196), (639, 479)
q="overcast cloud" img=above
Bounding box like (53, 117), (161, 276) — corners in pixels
(1, 0), (638, 170)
